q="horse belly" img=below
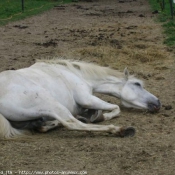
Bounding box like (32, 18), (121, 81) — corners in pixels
(0, 71), (78, 121)
(53, 88), (79, 116)
(18, 67), (88, 116)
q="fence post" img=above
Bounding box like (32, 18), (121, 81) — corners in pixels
(22, 0), (24, 12)
(169, 0), (174, 18)
(162, 0), (165, 10)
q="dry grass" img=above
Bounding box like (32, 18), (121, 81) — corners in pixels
(72, 43), (170, 71)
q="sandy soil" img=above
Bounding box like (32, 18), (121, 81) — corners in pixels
(0, 0), (175, 174)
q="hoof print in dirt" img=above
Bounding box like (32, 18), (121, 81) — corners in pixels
(110, 39), (122, 49)
(13, 25), (28, 29)
(163, 105), (172, 110)
(161, 113), (170, 117)
(119, 127), (136, 137)
(35, 39), (57, 48)
(139, 14), (145, 17)
(119, 0), (125, 3)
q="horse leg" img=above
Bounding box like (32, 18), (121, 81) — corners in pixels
(77, 109), (104, 123)
(21, 94), (134, 137)
(0, 89), (134, 138)
(36, 110), (103, 132)
(34, 109), (103, 132)
(12, 102), (134, 137)
(89, 110), (104, 123)
(9, 118), (62, 133)
(74, 92), (120, 121)
(38, 120), (62, 132)
(9, 118), (45, 130)
(38, 101), (134, 137)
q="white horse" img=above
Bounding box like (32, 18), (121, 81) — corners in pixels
(0, 59), (161, 139)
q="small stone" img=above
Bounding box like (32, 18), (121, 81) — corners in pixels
(139, 14), (145, 17)
(162, 113), (170, 117)
(164, 105), (172, 110)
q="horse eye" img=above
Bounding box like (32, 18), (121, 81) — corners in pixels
(134, 82), (141, 87)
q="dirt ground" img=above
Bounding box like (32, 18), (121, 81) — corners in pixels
(0, 0), (175, 174)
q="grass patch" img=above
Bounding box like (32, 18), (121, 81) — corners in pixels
(163, 21), (175, 45)
(0, 0), (72, 26)
(149, 0), (175, 46)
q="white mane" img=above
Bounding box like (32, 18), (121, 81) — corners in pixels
(36, 58), (124, 80)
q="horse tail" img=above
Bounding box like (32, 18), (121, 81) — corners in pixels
(0, 113), (28, 139)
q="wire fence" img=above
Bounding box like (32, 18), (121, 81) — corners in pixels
(157, 0), (175, 18)
(0, 0), (64, 21)
(0, 0), (174, 22)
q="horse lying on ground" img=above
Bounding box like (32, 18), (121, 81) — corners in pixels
(0, 59), (161, 139)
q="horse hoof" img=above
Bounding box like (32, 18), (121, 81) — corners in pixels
(77, 116), (89, 123)
(119, 127), (136, 137)
(90, 110), (104, 123)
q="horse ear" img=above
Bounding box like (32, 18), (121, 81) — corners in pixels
(124, 67), (129, 80)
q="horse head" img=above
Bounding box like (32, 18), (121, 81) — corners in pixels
(120, 68), (161, 112)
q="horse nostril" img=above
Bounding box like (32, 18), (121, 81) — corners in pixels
(148, 99), (161, 112)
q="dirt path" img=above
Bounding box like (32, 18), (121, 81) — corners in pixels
(0, 0), (175, 174)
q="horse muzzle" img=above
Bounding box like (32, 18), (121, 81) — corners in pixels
(148, 99), (161, 112)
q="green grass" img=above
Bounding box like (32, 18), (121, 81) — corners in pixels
(163, 21), (175, 45)
(149, 0), (175, 46)
(0, 0), (72, 26)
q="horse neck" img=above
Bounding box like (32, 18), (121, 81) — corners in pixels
(88, 76), (125, 99)
(49, 60), (125, 98)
